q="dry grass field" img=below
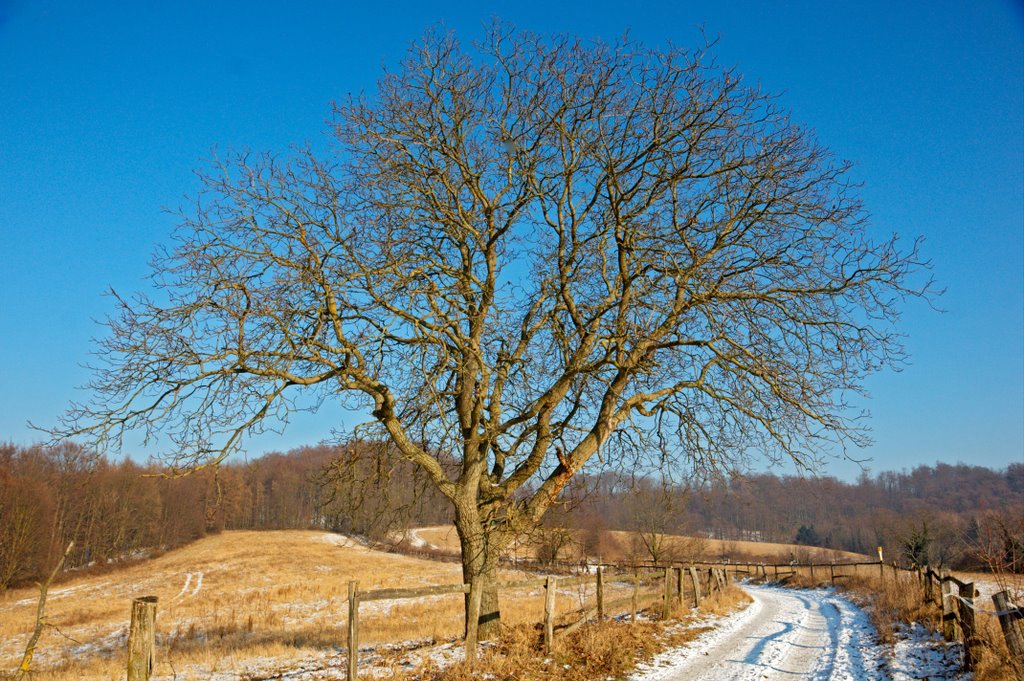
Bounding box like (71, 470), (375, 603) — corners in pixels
(5, 526), (951, 680)
(409, 525), (869, 564)
(0, 530), (644, 680)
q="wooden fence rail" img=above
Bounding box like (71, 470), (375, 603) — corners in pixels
(342, 563), (725, 680)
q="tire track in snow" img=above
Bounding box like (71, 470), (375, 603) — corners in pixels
(631, 584), (888, 680)
(12, 581), (111, 607)
(174, 572), (193, 600)
(173, 571), (203, 602)
(189, 571), (203, 598)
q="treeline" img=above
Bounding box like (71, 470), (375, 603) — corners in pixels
(2, 440), (1020, 589)
(554, 463), (1023, 570)
(0, 441), (451, 589)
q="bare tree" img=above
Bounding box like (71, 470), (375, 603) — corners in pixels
(51, 23), (931, 638)
(624, 477), (691, 564)
(7, 541), (73, 680)
(533, 524), (577, 565)
(313, 439), (454, 541)
(968, 509), (1024, 595)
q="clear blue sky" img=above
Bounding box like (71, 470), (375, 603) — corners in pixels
(1, 0), (1021, 479)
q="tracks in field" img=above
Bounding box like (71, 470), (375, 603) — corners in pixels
(173, 571), (203, 602)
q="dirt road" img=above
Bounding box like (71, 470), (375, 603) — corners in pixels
(633, 584), (888, 680)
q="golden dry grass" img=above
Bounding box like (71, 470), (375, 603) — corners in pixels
(0, 531), (473, 679)
(392, 583), (751, 681)
(1, 531), (758, 680)
(410, 524), (868, 563)
(0, 531), (696, 680)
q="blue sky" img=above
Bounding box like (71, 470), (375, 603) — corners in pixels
(1, 0), (1021, 479)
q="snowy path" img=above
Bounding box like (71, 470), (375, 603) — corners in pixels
(632, 584), (890, 680)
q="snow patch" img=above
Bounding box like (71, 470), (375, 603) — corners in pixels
(890, 622), (965, 681)
(406, 529), (431, 548)
(173, 571), (203, 601)
(14, 581), (109, 607)
(630, 583), (964, 681)
(320, 533), (365, 548)
(174, 572), (192, 600)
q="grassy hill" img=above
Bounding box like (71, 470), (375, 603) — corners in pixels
(6, 529), (693, 680)
(1, 525), (873, 679)
(1, 531), (474, 679)
(409, 525), (870, 564)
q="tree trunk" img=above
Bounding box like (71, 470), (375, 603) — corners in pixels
(455, 515), (502, 640)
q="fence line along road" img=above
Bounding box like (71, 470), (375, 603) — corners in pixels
(343, 563), (733, 681)
(115, 558), (1022, 681)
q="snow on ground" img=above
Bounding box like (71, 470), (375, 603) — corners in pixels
(890, 622), (965, 681)
(158, 638), (469, 681)
(630, 583), (966, 681)
(14, 580), (112, 607)
(154, 578), (966, 680)
(399, 527), (450, 552)
(172, 571), (204, 601)
(406, 528), (432, 549)
(320, 533), (365, 548)
(971, 575), (1023, 605)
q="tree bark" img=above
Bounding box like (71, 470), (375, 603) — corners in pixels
(455, 514), (502, 640)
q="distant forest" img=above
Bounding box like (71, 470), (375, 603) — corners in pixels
(1, 441), (1020, 589)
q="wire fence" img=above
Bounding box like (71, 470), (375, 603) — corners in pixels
(106, 556), (1024, 680)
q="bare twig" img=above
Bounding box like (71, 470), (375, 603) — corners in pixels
(9, 541), (74, 680)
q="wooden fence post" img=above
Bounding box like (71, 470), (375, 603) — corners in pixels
(689, 567), (702, 607)
(923, 566), (934, 604)
(993, 591), (1024, 672)
(878, 560), (885, 582)
(544, 576), (557, 654)
(676, 567), (684, 608)
(127, 596), (158, 681)
(347, 581), (359, 681)
(631, 571), (639, 622)
(940, 575), (959, 641)
(829, 562), (835, 586)
(596, 567), (605, 621)
(809, 562), (816, 582)
(662, 566), (672, 619)
(958, 582), (977, 672)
